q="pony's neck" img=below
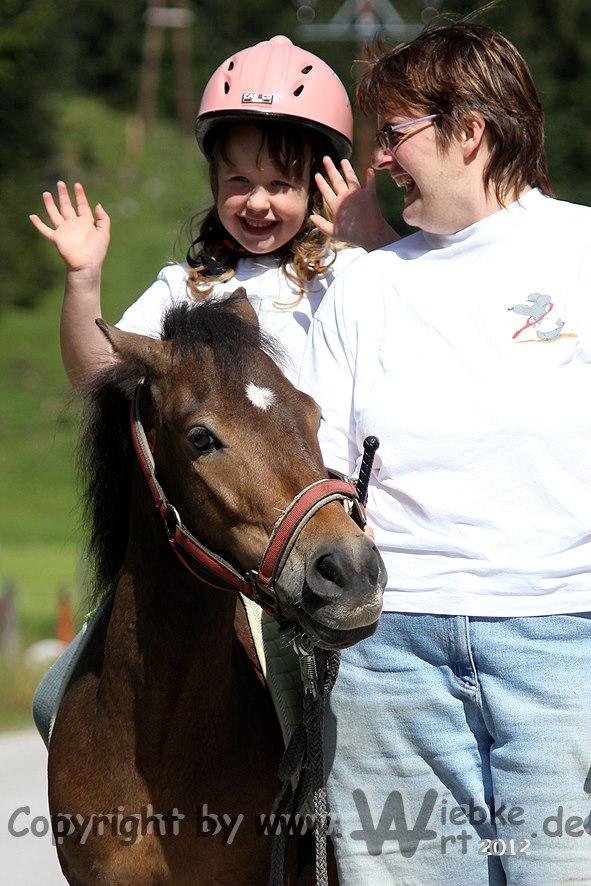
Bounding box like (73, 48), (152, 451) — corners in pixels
(103, 566), (242, 747)
(99, 565), (270, 789)
(124, 505), (239, 668)
(96, 452), (265, 754)
(108, 474), (242, 679)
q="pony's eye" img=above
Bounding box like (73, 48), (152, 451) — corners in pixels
(187, 426), (217, 454)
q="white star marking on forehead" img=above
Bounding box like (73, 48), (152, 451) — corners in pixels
(245, 382), (276, 411)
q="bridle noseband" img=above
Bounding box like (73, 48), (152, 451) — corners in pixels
(130, 380), (365, 615)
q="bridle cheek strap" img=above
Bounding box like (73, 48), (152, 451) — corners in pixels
(130, 380), (364, 614)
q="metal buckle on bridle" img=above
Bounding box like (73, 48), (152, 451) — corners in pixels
(293, 634), (318, 698)
(162, 503), (181, 540)
(245, 569), (278, 616)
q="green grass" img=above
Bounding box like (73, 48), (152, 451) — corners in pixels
(0, 96), (209, 728)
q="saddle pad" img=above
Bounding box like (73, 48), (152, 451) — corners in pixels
(32, 593), (114, 749)
(240, 594), (303, 748)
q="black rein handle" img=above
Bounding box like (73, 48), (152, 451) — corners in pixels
(356, 435), (380, 507)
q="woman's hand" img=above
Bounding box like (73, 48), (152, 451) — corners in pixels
(310, 157), (399, 251)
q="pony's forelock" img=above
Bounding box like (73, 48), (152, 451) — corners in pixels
(161, 294), (286, 368)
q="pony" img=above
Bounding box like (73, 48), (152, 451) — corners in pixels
(48, 291), (385, 885)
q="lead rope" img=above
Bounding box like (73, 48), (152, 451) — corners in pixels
(269, 644), (341, 886)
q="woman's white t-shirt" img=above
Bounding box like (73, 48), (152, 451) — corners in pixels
(299, 190), (591, 617)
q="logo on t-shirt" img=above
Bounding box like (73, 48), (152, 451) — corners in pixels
(508, 293), (569, 342)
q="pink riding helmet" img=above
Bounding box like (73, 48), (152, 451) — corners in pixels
(196, 35), (353, 160)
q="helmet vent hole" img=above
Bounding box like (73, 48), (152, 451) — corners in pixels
(301, 65), (313, 74)
(293, 85), (304, 97)
(228, 61), (234, 71)
(224, 82), (230, 94)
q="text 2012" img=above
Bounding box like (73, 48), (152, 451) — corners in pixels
(478, 838), (531, 856)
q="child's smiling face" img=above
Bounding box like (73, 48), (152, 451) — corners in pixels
(215, 124), (311, 255)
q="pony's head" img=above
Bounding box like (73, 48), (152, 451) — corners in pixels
(83, 290), (384, 649)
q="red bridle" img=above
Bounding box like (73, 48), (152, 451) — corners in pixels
(130, 380), (365, 615)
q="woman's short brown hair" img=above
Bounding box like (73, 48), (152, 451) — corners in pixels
(357, 22), (553, 203)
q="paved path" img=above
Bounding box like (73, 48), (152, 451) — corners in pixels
(0, 729), (67, 885)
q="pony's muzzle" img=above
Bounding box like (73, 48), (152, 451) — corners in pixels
(302, 535), (385, 630)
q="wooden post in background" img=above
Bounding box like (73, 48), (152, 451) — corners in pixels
(56, 584), (74, 645)
(0, 581), (21, 661)
(128, 0), (195, 159)
(295, 0), (440, 171)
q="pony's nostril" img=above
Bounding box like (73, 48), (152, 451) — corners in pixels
(315, 552), (345, 588)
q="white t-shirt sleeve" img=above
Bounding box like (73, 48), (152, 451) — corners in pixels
(116, 264), (190, 338)
(298, 276), (360, 477)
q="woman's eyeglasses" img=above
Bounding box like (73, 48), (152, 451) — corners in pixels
(375, 114), (439, 152)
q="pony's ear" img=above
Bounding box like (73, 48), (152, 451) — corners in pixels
(228, 287), (260, 329)
(96, 319), (170, 378)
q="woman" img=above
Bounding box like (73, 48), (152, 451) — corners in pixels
(300, 21), (591, 886)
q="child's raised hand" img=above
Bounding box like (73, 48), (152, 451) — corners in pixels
(310, 157), (399, 251)
(29, 181), (111, 272)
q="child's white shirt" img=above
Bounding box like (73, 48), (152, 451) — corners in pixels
(117, 250), (365, 385)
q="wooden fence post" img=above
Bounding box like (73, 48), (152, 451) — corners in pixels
(56, 584), (74, 645)
(0, 581), (21, 661)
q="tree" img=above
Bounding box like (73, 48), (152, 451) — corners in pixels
(0, 0), (58, 309)
(50, 0), (146, 110)
(47, 0), (298, 118)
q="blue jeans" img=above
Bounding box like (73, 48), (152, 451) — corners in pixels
(325, 612), (591, 885)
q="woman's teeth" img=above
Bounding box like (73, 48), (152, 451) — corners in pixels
(396, 175), (414, 189)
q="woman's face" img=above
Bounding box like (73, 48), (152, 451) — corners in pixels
(216, 124), (311, 254)
(372, 113), (481, 235)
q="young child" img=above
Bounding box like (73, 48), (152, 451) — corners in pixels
(30, 35), (396, 389)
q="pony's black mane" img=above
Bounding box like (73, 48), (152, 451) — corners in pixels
(161, 294), (285, 368)
(81, 294), (286, 604)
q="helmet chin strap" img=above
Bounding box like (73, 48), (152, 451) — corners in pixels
(222, 236), (248, 253)
(187, 214), (258, 272)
